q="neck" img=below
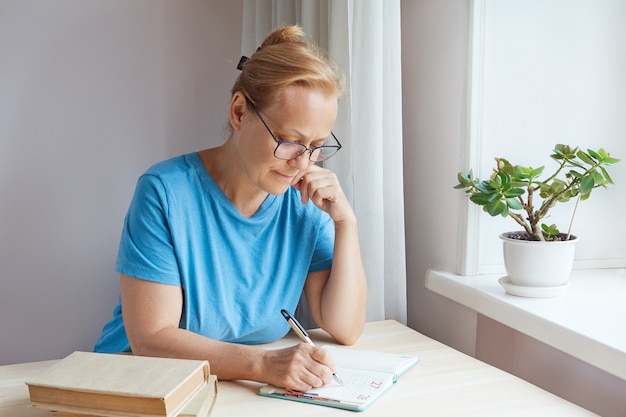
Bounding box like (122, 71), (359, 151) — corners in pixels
(198, 144), (269, 218)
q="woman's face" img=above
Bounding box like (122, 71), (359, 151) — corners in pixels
(237, 86), (338, 196)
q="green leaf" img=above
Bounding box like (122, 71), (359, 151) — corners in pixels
(549, 179), (566, 193)
(530, 166), (545, 178)
(569, 170), (583, 179)
(486, 201), (508, 217)
(455, 172), (472, 187)
(541, 223), (560, 240)
(551, 144), (568, 159)
(600, 166), (615, 185)
(514, 165), (542, 180)
(584, 149), (600, 163)
(503, 187), (525, 198)
(580, 175), (595, 195)
(470, 193), (491, 205)
(498, 171), (511, 189)
(557, 193), (573, 203)
(496, 158), (514, 174)
(592, 170), (605, 186)
(506, 197), (523, 210)
(476, 180), (493, 194)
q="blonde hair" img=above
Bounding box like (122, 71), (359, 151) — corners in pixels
(232, 26), (345, 111)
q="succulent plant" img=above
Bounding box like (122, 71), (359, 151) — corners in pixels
(455, 144), (620, 241)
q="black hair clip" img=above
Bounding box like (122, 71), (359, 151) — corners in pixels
(237, 55), (249, 71)
(237, 48), (260, 71)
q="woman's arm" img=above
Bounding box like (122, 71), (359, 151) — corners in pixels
(295, 167), (368, 345)
(120, 274), (336, 391)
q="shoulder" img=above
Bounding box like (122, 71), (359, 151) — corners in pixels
(135, 153), (204, 190)
(143, 153), (199, 178)
(130, 153), (205, 209)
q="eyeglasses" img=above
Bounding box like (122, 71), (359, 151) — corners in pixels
(245, 97), (342, 162)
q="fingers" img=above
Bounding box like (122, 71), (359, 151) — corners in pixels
(292, 167), (352, 222)
(263, 344), (335, 392)
(309, 346), (337, 374)
(291, 166), (334, 204)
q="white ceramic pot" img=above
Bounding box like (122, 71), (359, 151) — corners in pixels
(500, 232), (579, 288)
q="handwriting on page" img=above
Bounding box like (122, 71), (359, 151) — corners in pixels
(307, 368), (392, 403)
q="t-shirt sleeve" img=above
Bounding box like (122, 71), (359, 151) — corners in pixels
(115, 174), (181, 285)
(308, 211), (335, 273)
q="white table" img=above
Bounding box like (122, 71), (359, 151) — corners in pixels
(0, 320), (596, 416)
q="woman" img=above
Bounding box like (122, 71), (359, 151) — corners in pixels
(94, 26), (367, 392)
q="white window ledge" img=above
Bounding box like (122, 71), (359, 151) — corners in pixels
(426, 268), (626, 381)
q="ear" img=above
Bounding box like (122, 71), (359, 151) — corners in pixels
(229, 91), (248, 132)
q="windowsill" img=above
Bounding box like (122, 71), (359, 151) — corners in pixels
(425, 268), (626, 381)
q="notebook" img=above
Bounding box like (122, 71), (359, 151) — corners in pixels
(258, 346), (418, 412)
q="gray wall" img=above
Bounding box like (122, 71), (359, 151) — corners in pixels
(401, 0), (478, 355)
(0, 0), (243, 364)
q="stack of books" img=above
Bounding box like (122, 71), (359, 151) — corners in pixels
(25, 351), (217, 417)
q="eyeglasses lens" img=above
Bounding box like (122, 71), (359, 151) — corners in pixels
(274, 142), (339, 162)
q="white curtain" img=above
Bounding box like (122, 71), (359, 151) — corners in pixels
(241, 0), (406, 324)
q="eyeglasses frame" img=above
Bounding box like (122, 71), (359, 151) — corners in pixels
(244, 96), (342, 162)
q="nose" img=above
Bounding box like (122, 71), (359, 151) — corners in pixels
(288, 151), (311, 170)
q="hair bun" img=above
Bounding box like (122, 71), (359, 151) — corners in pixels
(260, 26), (306, 49)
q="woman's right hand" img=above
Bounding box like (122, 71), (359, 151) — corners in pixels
(261, 343), (336, 391)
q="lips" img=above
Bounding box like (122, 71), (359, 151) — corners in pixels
(276, 170), (299, 181)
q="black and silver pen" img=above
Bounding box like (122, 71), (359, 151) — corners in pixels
(280, 309), (344, 386)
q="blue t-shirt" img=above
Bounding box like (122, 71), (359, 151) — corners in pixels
(94, 153), (334, 353)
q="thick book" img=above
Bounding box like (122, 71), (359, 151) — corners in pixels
(258, 346), (418, 412)
(178, 375), (218, 417)
(26, 351), (211, 417)
(46, 375), (218, 417)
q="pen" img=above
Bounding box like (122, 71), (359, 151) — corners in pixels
(280, 309), (344, 386)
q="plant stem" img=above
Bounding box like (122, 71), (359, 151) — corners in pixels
(510, 212), (532, 234)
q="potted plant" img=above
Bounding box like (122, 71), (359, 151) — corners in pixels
(455, 144), (620, 296)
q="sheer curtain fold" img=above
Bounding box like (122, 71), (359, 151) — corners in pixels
(241, 0), (406, 324)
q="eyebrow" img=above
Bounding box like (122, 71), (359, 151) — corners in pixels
(285, 130), (328, 143)
(266, 118), (330, 144)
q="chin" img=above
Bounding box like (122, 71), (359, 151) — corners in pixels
(270, 186), (291, 196)
(261, 181), (290, 196)
(262, 172), (295, 195)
